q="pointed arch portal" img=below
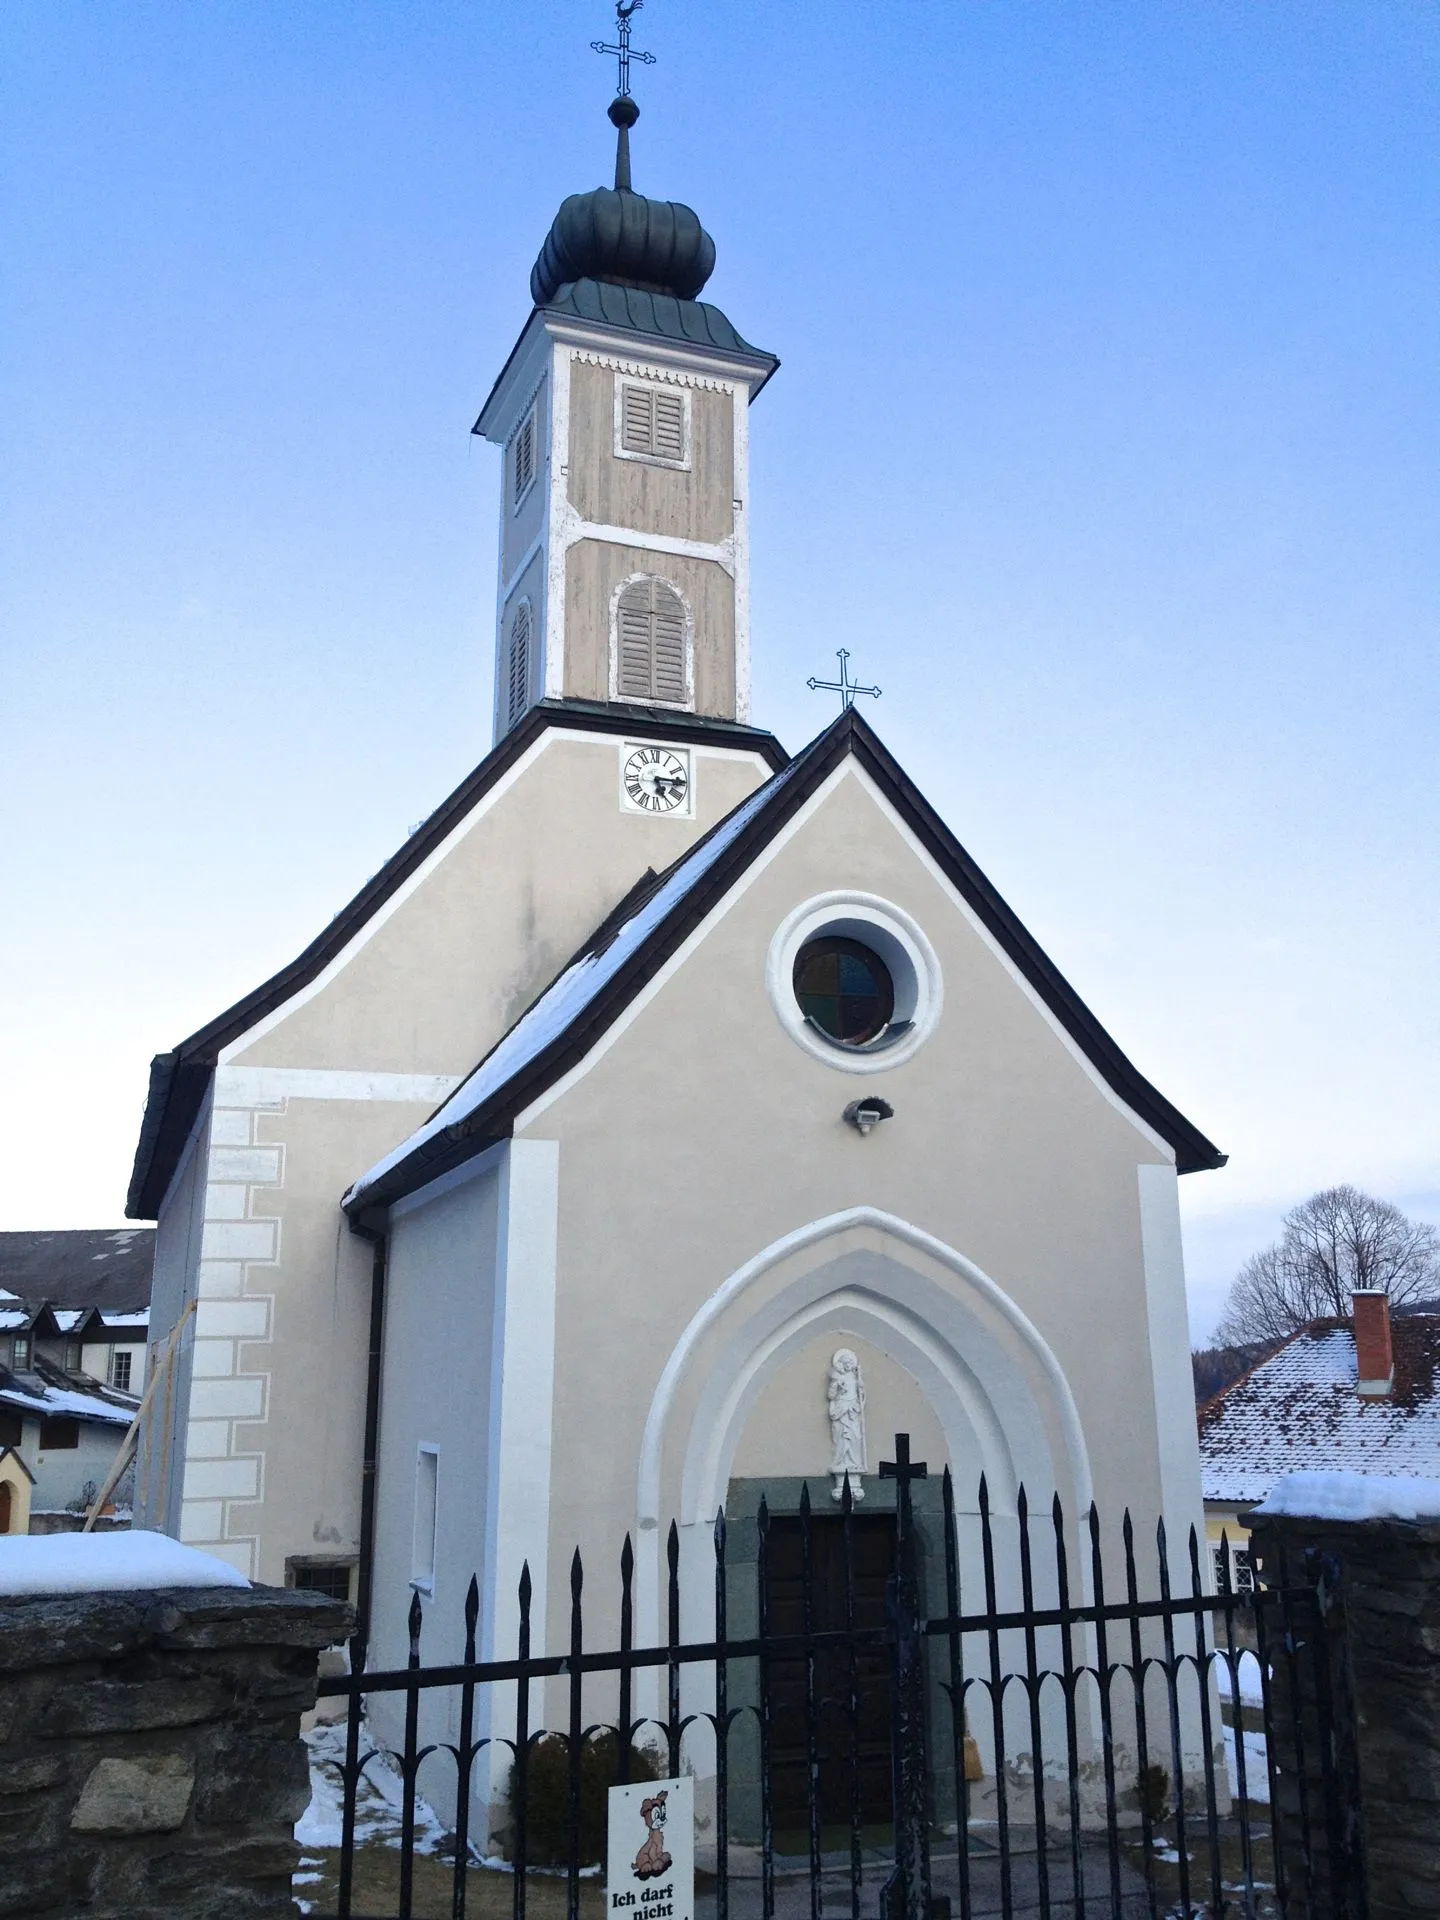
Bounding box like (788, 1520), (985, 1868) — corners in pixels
(633, 1207), (1094, 1648)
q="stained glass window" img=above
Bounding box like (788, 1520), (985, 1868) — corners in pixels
(794, 938), (895, 1046)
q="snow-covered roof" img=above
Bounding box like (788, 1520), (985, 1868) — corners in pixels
(0, 1529), (249, 1595)
(1200, 1318), (1440, 1505)
(0, 1376), (136, 1428)
(344, 754), (803, 1210)
(98, 1310), (149, 1332)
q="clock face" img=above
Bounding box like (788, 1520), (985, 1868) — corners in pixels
(622, 744), (691, 814)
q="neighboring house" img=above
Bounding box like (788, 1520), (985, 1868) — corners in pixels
(0, 1229), (154, 1529)
(1198, 1290), (1440, 1589)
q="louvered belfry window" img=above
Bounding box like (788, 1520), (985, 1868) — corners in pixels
(617, 578), (688, 705)
(512, 410), (535, 504)
(620, 382), (686, 463)
(506, 602), (531, 728)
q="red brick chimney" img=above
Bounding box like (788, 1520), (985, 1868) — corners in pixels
(1353, 1289), (1394, 1398)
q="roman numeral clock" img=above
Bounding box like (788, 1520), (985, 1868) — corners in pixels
(620, 743), (691, 815)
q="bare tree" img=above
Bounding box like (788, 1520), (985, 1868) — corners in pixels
(1215, 1185), (1440, 1345)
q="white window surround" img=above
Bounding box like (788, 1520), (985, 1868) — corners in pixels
(608, 572), (695, 710)
(765, 892), (943, 1074)
(411, 1444), (439, 1595)
(511, 404), (538, 512)
(613, 375), (692, 471)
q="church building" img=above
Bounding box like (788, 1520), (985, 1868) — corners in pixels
(127, 71), (1224, 1792)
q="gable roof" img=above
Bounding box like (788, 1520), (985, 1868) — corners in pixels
(345, 707), (1225, 1218)
(125, 701), (788, 1222)
(1199, 1316), (1440, 1504)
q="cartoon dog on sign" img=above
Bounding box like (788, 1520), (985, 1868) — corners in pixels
(632, 1790), (672, 1879)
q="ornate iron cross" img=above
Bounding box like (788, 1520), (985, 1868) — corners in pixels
(592, 0), (655, 98)
(807, 648), (881, 713)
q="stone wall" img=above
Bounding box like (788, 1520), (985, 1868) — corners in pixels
(1249, 1510), (1440, 1920)
(0, 1583), (350, 1920)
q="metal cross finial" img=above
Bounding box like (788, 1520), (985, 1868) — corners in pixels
(879, 1432), (929, 1488)
(807, 648), (881, 714)
(592, 1), (655, 99)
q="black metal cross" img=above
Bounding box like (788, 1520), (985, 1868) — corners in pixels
(807, 647), (881, 713)
(591, 0), (655, 99)
(879, 1431), (928, 1489)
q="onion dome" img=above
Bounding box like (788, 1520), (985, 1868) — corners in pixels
(529, 97), (716, 307)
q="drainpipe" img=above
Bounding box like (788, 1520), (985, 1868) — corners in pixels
(348, 1217), (388, 1668)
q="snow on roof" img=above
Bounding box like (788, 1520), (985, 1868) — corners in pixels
(1255, 1469), (1440, 1522)
(345, 756), (802, 1209)
(51, 1309), (87, 1333)
(99, 1311), (149, 1331)
(1200, 1319), (1440, 1505)
(0, 1311), (28, 1331)
(0, 1379), (135, 1427)
(0, 1529), (250, 1595)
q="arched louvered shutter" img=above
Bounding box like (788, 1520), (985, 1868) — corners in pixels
(506, 602), (531, 729)
(616, 578), (690, 706)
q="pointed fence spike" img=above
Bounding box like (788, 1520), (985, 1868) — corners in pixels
(519, 1560), (532, 1608)
(465, 1575), (480, 1628)
(571, 1546), (584, 1598)
(1052, 1490), (1064, 1525)
(1121, 1508), (1135, 1548)
(757, 1493), (770, 1531)
(713, 1507), (726, 1554)
(667, 1519), (680, 1568)
(798, 1479), (811, 1517)
(407, 1589), (423, 1657)
(621, 1533), (634, 1578)
(978, 1471), (990, 1517)
(1017, 1482), (1029, 1522)
(840, 1471), (853, 1516)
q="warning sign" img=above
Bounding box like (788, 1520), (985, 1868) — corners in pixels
(606, 1776), (693, 1920)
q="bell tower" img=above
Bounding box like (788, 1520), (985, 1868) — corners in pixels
(474, 77), (778, 742)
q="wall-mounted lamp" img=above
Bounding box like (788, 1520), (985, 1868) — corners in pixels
(843, 1097), (894, 1137)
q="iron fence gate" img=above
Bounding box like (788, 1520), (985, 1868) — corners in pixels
(305, 1435), (1362, 1920)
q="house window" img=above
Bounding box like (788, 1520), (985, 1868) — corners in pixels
(287, 1558), (356, 1603)
(512, 407), (536, 508)
(505, 600), (532, 730)
(412, 1446), (439, 1593)
(10, 1336), (29, 1371)
(39, 1417), (79, 1450)
(1212, 1542), (1256, 1593)
(615, 577), (689, 706)
(109, 1351), (133, 1394)
(617, 380), (688, 466)
(65, 1341), (82, 1373)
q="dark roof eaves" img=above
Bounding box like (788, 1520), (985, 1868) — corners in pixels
(348, 718), (849, 1215)
(841, 719), (1226, 1174)
(351, 707), (1225, 1211)
(127, 701), (787, 1220)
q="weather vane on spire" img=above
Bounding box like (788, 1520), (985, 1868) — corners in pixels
(808, 649), (882, 715)
(592, 1), (655, 100)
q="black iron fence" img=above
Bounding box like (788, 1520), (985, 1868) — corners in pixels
(308, 1435), (1362, 1920)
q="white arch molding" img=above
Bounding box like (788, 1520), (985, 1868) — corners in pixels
(633, 1207), (1094, 1650)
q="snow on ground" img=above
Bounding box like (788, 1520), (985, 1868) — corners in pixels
(297, 1719), (449, 1854)
(1256, 1469), (1440, 1522)
(1224, 1722), (1270, 1804)
(1213, 1651), (1265, 1705)
(0, 1529), (250, 1594)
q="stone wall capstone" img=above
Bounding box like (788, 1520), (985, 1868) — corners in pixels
(0, 1583), (351, 1920)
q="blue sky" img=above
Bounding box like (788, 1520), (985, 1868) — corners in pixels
(3, 3), (1437, 1341)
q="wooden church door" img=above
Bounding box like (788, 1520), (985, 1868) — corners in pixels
(763, 1513), (897, 1833)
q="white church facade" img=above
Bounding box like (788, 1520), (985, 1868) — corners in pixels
(128, 81), (1224, 1805)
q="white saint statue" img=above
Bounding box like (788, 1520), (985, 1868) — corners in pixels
(827, 1348), (867, 1502)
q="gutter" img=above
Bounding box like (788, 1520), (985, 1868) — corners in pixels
(346, 1217), (388, 1672)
